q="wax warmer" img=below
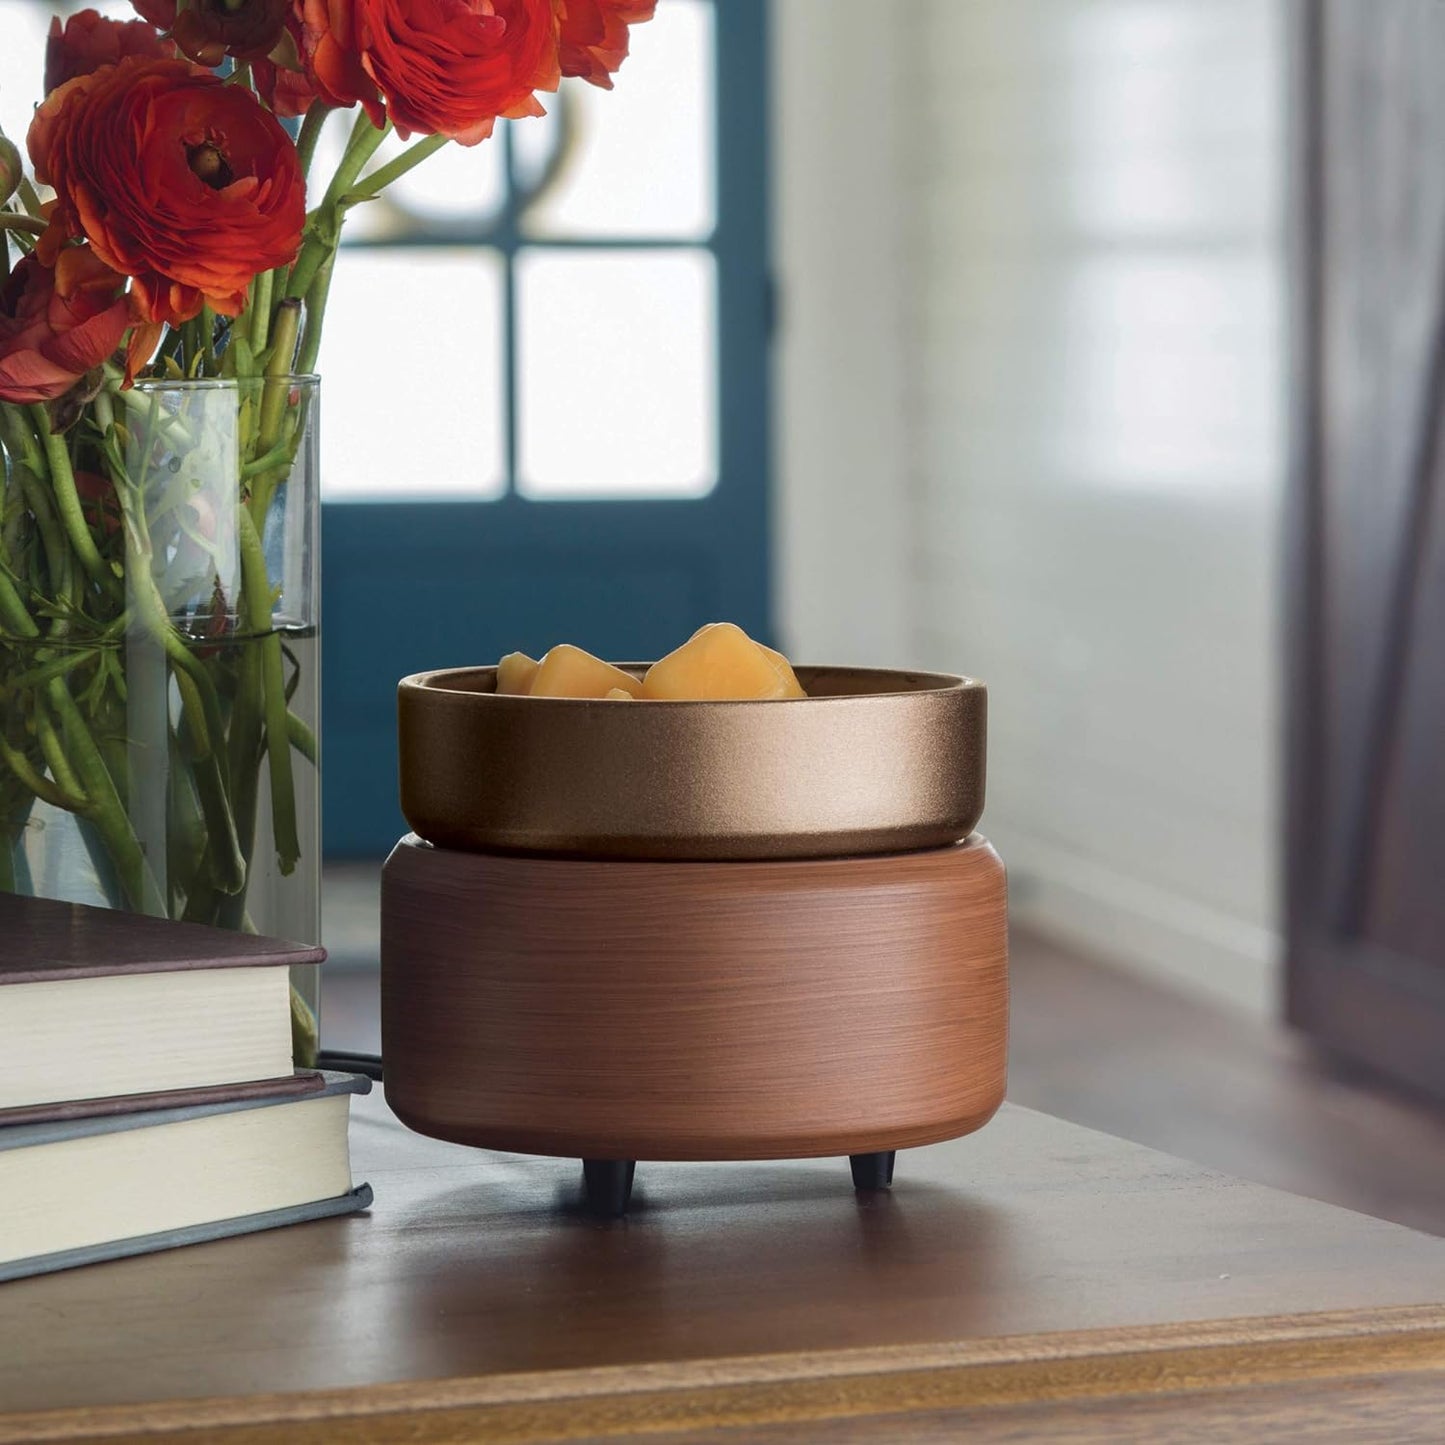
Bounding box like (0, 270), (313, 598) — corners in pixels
(379, 666), (1007, 1216)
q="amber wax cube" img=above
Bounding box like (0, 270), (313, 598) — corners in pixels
(529, 645), (645, 699)
(643, 623), (807, 700)
(496, 652), (539, 695)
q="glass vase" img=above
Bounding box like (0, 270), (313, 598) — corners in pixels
(0, 376), (321, 1064)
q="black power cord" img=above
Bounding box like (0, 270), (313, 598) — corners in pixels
(316, 1049), (384, 1081)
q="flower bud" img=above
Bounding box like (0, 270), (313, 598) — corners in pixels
(0, 135), (21, 207)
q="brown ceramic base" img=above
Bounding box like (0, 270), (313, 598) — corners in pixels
(380, 834), (1009, 1190)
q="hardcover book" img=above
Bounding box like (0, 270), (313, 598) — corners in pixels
(0, 892), (324, 1113)
(0, 1071), (372, 1282)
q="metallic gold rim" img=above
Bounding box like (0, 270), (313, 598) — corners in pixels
(398, 665), (986, 861)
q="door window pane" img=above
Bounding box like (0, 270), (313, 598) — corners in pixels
(516, 248), (717, 498)
(517, 0), (715, 240)
(314, 122), (510, 243)
(322, 249), (506, 500)
(0, 3), (49, 152)
(3, 1), (143, 145)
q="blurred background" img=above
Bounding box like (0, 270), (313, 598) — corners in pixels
(5, 0), (1445, 1230)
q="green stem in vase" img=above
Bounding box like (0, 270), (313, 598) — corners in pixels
(1, 646), (107, 699)
(105, 399), (244, 895)
(113, 481), (246, 895)
(183, 316), (206, 378)
(33, 703), (84, 803)
(102, 368), (198, 452)
(0, 732), (87, 813)
(13, 467), (70, 604)
(1, 402), (164, 914)
(0, 565), (37, 641)
(47, 678), (164, 913)
(248, 272), (274, 355)
(255, 300), (301, 468)
(16, 176), (42, 216)
(232, 333), (312, 890)
(341, 133), (449, 202)
(29, 406), (116, 598)
(220, 642), (264, 926)
(237, 504), (299, 876)
(286, 114), (391, 303)
(292, 132), (447, 374)
(291, 985), (319, 1069)
(13, 574), (153, 913)
(111, 549), (226, 755)
(201, 304), (218, 375)
(164, 747), (207, 915)
(242, 437), (297, 479)
(181, 883), (219, 927)
(286, 709), (317, 766)
(1, 416), (20, 509)
(295, 104), (333, 180)
(0, 408), (68, 599)
(296, 251), (335, 378)
(15, 513), (157, 912)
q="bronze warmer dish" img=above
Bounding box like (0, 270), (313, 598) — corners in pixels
(380, 665), (1008, 1216)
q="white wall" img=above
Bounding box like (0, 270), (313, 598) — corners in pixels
(771, 0), (913, 666)
(773, 0), (1286, 1016)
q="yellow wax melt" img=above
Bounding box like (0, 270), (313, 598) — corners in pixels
(688, 625), (805, 694)
(605, 688), (635, 701)
(529, 644), (645, 699)
(713, 624), (807, 699)
(760, 641), (797, 674)
(643, 622), (807, 700)
(496, 652), (539, 695)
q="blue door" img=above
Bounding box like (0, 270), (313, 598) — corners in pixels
(316, 0), (771, 855)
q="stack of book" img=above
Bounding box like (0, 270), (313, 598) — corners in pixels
(0, 892), (371, 1282)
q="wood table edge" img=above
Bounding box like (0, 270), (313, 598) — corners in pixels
(5, 1304), (1445, 1445)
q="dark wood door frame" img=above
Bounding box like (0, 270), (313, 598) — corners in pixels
(1286, 0), (1445, 1104)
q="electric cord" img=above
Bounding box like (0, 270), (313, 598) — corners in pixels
(316, 1049), (384, 1081)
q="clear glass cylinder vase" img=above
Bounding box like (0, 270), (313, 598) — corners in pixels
(0, 376), (320, 1064)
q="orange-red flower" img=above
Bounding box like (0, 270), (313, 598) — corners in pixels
(0, 250), (132, 405)
(253, 56), (318, 117)
(45, 10), (172, 94)
(554, 0), (654, 88)
(131, 0), (293, 65)
(254, 26), (320, 120)
(300, 0), (561, 145)
(28, 58), (306, 325)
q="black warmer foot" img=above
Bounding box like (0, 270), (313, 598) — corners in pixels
(849, 1151), (897, 1190)
(582, 1159), (636, 1217)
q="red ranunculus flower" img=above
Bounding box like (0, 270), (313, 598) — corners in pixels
(0, 249), (132, 405)
(131, 0), (292, 65)
(45, 10), (172, 94)
(300, 0), (561, 145)
(253, 15), (319, 118)
(253, 54), (319, 117)
(238, 3), (319, 118)
(554, 0), (654, 88)
(28, 58), (306, 325)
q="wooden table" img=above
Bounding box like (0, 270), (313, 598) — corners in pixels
(3, 1092), (1445, 1443)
